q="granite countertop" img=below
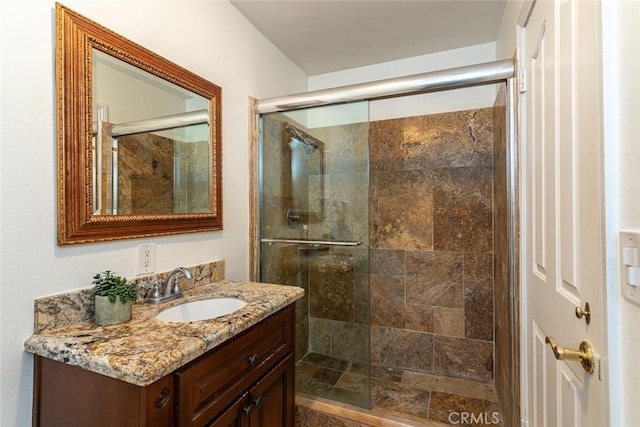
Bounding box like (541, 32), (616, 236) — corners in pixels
(24, 280), (304, 387)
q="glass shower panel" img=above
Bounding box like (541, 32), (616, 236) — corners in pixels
(259, 101), (370, 408)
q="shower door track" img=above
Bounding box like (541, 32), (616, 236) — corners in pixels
(261, 238), (362, 247)
(256, 59), (514, 113)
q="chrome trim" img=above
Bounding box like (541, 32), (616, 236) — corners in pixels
(261, 238), (362, 247)
(506, 76), (521, 426)
(257, 59), (515, 113)
(110, 109), (208, 137)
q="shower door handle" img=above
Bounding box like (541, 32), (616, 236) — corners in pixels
(261, 238), (362, 247)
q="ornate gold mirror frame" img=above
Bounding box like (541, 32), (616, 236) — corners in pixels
(56, 3), (222, 245)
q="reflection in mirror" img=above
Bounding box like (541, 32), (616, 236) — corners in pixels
(56, 3), (222, 244)
(283, 124), (324, 228)
(93, 50), (211, 215)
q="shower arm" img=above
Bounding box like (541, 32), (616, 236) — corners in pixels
(260, 238), (362, 247)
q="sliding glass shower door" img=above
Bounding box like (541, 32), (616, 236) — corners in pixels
(259, 102), (370, 408)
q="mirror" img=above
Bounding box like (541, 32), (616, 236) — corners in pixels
(56, 3), (222, 245)
(282, 124), (324, 228)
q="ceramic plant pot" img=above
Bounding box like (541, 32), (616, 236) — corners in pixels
(94, 295), (133, 326)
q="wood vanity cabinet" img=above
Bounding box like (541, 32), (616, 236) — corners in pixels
(33, 305), (295, 427)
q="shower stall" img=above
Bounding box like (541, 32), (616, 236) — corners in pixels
(252, 60), (518, 426)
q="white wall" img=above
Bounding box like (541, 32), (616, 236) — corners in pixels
(0, 1), (307, 425)
(495, 0), (522, 60)
(308, 42), (498, 124)
(602, 2), (640, 425)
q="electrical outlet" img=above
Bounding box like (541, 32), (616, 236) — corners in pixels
(137, 243), (156, 275)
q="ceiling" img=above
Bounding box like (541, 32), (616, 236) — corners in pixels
(230, 0), (507, 76)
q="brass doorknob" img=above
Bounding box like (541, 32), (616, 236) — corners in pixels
(545, 336), (595, 374)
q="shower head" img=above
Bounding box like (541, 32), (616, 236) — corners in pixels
(285, 123), (320, 154)
(288, 137), (318, 154)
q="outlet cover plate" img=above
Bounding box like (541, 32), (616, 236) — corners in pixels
(137, 243), (156, 275)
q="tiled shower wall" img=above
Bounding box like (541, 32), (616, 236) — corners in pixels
(118, 133), (175, 214)
(261, 107), (499, 422)
(368, 108), (495, 385)
(260, 114), (370, 367)
(103, 132), (210, 215)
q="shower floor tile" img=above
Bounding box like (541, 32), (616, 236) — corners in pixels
(296, 356), (503, 426)
(301, 352), (351, 371)
(428, 392), (502, 425)
(296, 352), (369, 407)
(371, 377), (431, 421)
(335, 371), (368, 391)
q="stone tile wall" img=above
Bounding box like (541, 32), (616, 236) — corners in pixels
(261, 107), (499, 420)
(114, 133), (210, 215)
(260, 113), (370, 365)
(369, 108), (495, 385)
(117, 133), (175, 215)
(302, 121), (370, 365)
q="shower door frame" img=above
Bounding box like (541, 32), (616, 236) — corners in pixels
(248, 60), (520, 425)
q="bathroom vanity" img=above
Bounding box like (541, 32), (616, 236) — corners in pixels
(25, 280), (303, 427)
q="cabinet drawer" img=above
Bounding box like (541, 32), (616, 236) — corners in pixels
(176, 305), (294, 426)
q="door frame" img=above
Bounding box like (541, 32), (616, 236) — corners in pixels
(517, 6), (532, 426)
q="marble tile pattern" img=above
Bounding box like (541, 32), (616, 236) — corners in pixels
(175, 140), (211, 213)
(33, 260), (225, 334)
(368, 108), (497, 413)
(428, 392), (502, 426)
(369, 365), (500, 425)
(118, 133), (175, 215)
(291, 108), (498, 423)
(26, 278), (303, 386)
(296, 371), (500, 426)
(265, 108), (500, 423)
(261, 114), (371, 375)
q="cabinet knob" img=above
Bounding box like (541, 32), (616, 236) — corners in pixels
(154, 387), (171, 408)
(247, 354), (259, 367)
(253, 396), (264, 409)
(243, 404), (253, 417)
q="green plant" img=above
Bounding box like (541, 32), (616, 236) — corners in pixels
(91, 270), (138, 304)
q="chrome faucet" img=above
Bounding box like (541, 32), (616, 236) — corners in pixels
(150, 267), (193, 304)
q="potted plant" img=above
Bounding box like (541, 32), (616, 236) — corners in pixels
(91, 270), (138, 326)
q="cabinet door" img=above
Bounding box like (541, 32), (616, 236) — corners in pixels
(33, 356), (174, 427)
(177, 306), (293, 426)
(248, 354), (294, 427)
(207, 393), (250, 427)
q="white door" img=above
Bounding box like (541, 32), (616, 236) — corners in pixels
(521, 0), (607, 426)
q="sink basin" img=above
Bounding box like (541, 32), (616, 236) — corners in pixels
(156, 297), (247, 322)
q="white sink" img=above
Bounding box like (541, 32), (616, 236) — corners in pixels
(156, 297), (247, 322)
